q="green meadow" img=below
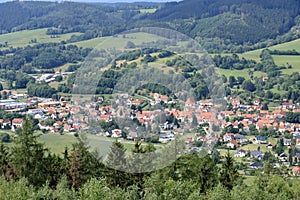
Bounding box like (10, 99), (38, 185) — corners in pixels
(272, 55), (300, 75)
(0, 28), (81, 48)
(268, 38), (300, 52)
(140, 8), (157, 13)
(38, 134), (78, 155)
(38, 133), (163, 156)
(72, 32), (165, 49)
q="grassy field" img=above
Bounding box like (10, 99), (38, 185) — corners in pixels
(272, 55), (300, 74)
(218, 39), (300, 76)
(238, 51), (261, 62)
(216, 68), (250, 79)
(72, 37), (110, 48)
(38, 134), (78, 155)
(72, 32), (165, 50)
(239, 38), (300, 60)
(268, 38), (300, 52)
(140, 8), (157, 13)
(38, 133), (163, 157)
(0, 28), (81, 48)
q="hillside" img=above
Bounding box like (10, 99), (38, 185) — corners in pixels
(1, 0), (300, 53)
(144, 0), (300, 47)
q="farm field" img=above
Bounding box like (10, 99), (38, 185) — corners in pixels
(38, 133), (77, 155)
(272, 55), (300, 75)
(0, 28), (81, 48)
(140, 8), (157, 13)
(239, 38), (300, 60)
(38, 133), (163, 156)
(268, 38), (300, 52)
(216, 68), (250, 79)
(72, 32), (166, 50)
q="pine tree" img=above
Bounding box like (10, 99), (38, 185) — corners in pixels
(69, 147), (83, 190)
(219, 151), (239, 191)
(69, 139), (105, 190)
(105, 140), (129, 188)
(0, 142), (15, 180)
(10, 116), (48, 186)
(127, 141), (156, 196)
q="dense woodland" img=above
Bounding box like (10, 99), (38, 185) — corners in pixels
(0, 0), (300, 53)
(0, 117), (300, 199)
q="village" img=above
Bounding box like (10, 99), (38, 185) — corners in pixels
(0, 88), (300, 176)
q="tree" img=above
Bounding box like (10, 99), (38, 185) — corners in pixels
(55, 75), (63, 82)
(262, 103), (269, 110)
(237, 76), (245, 85)
(105, 140), (129, 188)
(10, 116), (49, 186)
(219, 151), (239, 191)
(69, 139), (104, 190)
(242, 80), (256, 92)
(0, 142), (14, 180)
(228, 76), (236, 88)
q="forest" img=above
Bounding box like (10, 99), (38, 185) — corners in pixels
(1, 0), (300, 53)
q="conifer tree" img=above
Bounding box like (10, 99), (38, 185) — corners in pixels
(69, 139), (105, 190)
(219, 151), (239, 191)
(0, 142), (15, 180)
(105, 140), (129, 188)
(10, 116), (48, 186)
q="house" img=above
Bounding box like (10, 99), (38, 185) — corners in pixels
(249, 162), (264, 169)
(111, 129), (122, 138)
(188, 146), (200, 154)
(63, 124), (72, 132)
(266, 143), (274, 149)
(185, 97), (195, 107)
(164, 121), (173, 130)
(262, 76), (268, 82)
(227, 140), (239, 149)
(250, 150), (263, 160)
(11, 118), (23, 131)
(293, 131), (300, 137)
(2, 119), (11, 129)
(127, 131), (138, 140)
(292, 166), (300, 176)
(253, 99), (261, 106)
(159, 131), (175, 143)
(282, 102), (294, 109)
(255, 136), (267, 144)
(38, 122), (51, 131)
(223, 133), (235, 142)
(279, 153), (288, 162)
(234, 133), (247, 144)
(234, 149), (246, 157)
(199, 99), (213, 108)
(283, 138), (292, 146)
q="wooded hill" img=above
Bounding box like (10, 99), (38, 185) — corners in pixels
(1, 0), (300, 52)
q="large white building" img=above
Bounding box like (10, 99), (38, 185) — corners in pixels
(0, 99), (27, 110)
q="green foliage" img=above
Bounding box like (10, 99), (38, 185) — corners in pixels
(285, 112), (300, 123)
(0, 43), (90, 71)
(242, 80), (256, 92)
(214, 54), (257, 70)
(219, 151), (240, 191)
(105, 141), (129, 188)
(27, 82), (57, 98)
(69, 139), (104, 190)
(11, 117), (50, 186)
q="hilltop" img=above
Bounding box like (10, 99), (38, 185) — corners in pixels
(0, 0), (300, 52)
